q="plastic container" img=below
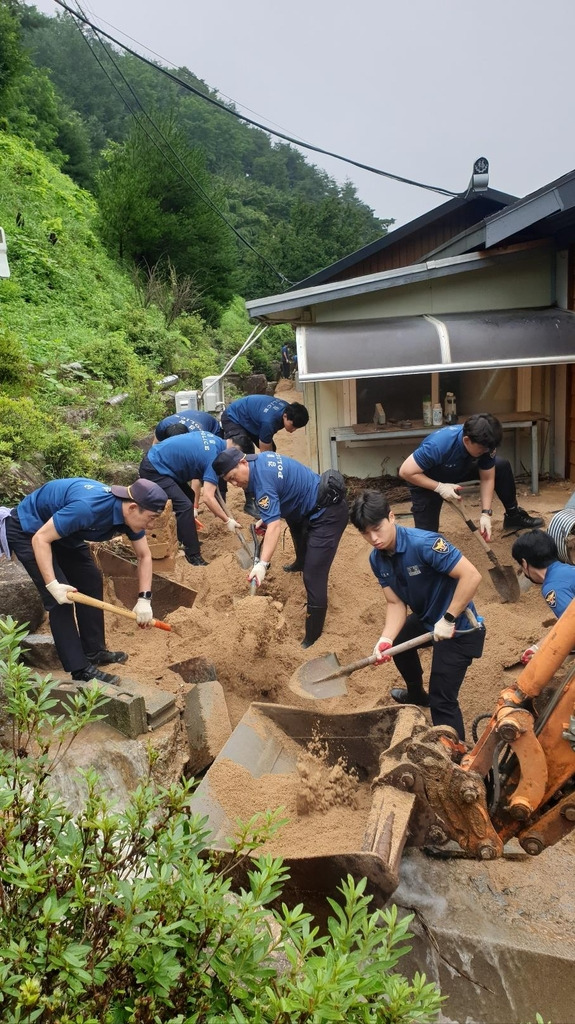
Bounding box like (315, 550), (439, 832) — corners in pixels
(432, 402), (443, 427)
(422, 397), (432, 426)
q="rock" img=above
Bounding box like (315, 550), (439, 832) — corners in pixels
(0, 461), (45, 503)
(20, 633), (60, 671)
(48, 722), (151, 814)
(0, 559), (45, 632)
(245, 374), (268, 395)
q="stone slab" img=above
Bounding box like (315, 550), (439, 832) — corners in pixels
(0, 559), (45, 632)
(183, 680), (232, 774)
(45, 676), (147, 740)
(21, 633), (61, 671)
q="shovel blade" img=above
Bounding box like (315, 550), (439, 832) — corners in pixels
(489, 565), (521, 603)
(235, 547), (254, 569)
(288, 652), (348, 699)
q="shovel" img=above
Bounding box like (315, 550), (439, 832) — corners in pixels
(451, 498), (520, 603)
(68, 590), (172, 631)
(216, 489), (254, 569)
(289, 631), (434, 699)
(249, 521), (263, 597)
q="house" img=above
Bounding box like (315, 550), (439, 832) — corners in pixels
(245, 170), (575, 488)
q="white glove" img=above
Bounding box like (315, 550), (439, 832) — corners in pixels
(226, 517), (241, 533)
(46, 580), (76, 605)
(248, 560), (268, 587)
(133, 597), (153, 625)
(193, 506), (200, 519)
(372, 636), (394, 664)
(434, 482), (461, 502)
(521, 644), (539, 665)
(479, 513), (492, 541)
(433, 615), (456, 641)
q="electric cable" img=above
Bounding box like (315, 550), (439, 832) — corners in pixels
(51, 0), (461, 199)
(69, 7), (291, 284)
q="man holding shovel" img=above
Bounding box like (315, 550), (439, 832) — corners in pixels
(399, 412), (543, 538)
(3, 477), (168, 686)
(212, 447), (348, 648)
(350, 490), (485, 741)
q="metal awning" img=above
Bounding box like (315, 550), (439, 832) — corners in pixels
(296, 307), (575, 382)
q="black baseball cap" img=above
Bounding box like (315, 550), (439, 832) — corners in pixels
(212, 447), (245, 477)
(111, 479), (168, 513)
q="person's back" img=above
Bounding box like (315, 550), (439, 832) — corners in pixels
(155, 411), (222, 442)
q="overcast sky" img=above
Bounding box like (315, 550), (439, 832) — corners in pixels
(32, 0), (575, 229)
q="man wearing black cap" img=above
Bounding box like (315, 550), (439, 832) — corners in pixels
(212, 448), (348, 647)
(4, 477), (168, 685)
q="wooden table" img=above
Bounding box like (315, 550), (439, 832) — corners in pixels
(329, 412), (548, 494)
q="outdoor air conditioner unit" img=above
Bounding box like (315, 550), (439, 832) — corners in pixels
(202, 376), (225, 413)
(175, 390), (198, 413)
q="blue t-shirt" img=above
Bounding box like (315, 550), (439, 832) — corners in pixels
(541, 561), (575, 617)
(155, 411), (222, 441)
(369, 525), (478, 632)
(146, 431), (226, 486)
(249, 452), (320, 523)
(16, 478), (144, 541)
(412, 425), (495, 483)
(226, 396), (288, 444)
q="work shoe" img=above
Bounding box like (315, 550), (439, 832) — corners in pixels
(71, 664), (121, 686)
(86, 649), (128, 666)
(390, 687), (430, 708)
(185, 551), (208, 566)
(503, 507), (544, 531)
(243, 496), (259, 518)
(283, 561), (304, 573)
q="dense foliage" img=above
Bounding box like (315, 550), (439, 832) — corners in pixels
(0, 618), (443, 1022)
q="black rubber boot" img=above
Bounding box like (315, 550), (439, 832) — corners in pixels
(283, 560), (304, 573)
(71, 664), (121, 686)
(301, 606), (327, 649)
(390, 686), (429, 707)
(284, 523), (307, 573)
(243, 494), (259, 518)
(86, 650), (128, 666)
(503, 506), (544, 531)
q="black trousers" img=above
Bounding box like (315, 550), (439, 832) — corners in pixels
(6, 514), (105, 674)
(287, 500), (348, 608)
(139, 455), (200, 556)
(391, 612), (485, 740)
(410, 456), (517, 532)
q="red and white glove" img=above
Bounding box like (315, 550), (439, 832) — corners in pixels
(479, 513), (492, 541)
(46, 580), (76, 605)
(434, 482), (461, 502)
(520, 644), (539, 665)
(433, 615), (456, 641)
(373, 636), (394, 664)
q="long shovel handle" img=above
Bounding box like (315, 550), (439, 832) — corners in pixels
(450, 498), (501, 565)
(67, 590), (172, 631)
(216, 487), (253, 557)
(319, 632), (435, 684)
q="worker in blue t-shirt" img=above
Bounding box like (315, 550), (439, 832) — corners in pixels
(139, 431), (241, 567)
(512, 529), (575, 663)
(154, 411), (223, 443)
(3, 478), (168, 686)
(212, 447), (347, 648)
(399, 412), (543, 538)
(281, 343), (292, 379)
(350, 490), (485, 741)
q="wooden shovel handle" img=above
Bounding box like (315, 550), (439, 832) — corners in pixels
(67, 591), (172, 631)
(450, 498), (496, 558)
(320, 632), (435, 684)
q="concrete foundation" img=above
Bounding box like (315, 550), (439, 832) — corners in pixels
(183, 680), (232, 775)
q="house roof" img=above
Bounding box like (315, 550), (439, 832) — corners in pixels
(423, 167), (575, 260)
(291, 188), (517, 290)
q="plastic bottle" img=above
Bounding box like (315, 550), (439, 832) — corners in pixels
(422, 396), (432, 426)
(432, 402), (443, 427)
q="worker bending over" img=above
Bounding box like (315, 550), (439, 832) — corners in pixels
(213, 447), (347, 648)
(2, 477), (167, 686)
(139, 431), (240, 566)
(512, 529), (575, 663)
(399, 412), (543, 538)
(350, 490), (485, 741)
(154, 410), (223, 443)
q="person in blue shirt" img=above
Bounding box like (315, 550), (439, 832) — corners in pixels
(212, 447), (348, 648)
(154, 411), (223, 443)
(139, 431), (241, 567)
(399, 412), (543, 538)
(511, 529), (575, 663)
(4, 478), (168, 686)
(349, 490), (485, 741)
(280, 343), (292, 379)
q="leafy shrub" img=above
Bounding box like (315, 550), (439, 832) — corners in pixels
(80, 333), (142, 387)
(0, 396), (45, 462)
(0, 619), (444, 1024)
(0, 326), (32, 391)
(42, 424), (94, 478)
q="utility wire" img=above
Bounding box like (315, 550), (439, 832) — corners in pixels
(70, 7), (291, 284)
(52, 0), (460, 199)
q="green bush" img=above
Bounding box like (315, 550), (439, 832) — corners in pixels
(0, 619), (444, 1024)
(0, 326), (32, 391)
(0, 396), (45, 462)
(42, 424), (94, 478)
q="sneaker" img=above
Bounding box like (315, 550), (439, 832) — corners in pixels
(503, 507), (544, 531)
(185, 551), (208, 566)
(86, 649), (128, 666)
(71, 664), (121, 686)
(390, 687), (430, 707)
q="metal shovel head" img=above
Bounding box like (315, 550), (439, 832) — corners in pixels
(488, 564), (521, 603)
(235, 545), (254, 569)
(289, 652), (348, 699)
(93, 546), (197, 617)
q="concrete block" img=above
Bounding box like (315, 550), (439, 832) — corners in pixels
(183, 680), (232, 774)
(0, 559), (45, 632)
(118, 679), (178, 730)
(21, 633), (61, 671)
(45, 676), (147, 740)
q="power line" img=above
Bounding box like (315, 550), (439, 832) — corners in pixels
(69, 7), (292, 284)
(51, 0), (461, 199)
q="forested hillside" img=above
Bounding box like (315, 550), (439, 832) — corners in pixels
(0, 0), (392, 497)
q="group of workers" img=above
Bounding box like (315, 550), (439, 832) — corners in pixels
(4, 394), (569, 746)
